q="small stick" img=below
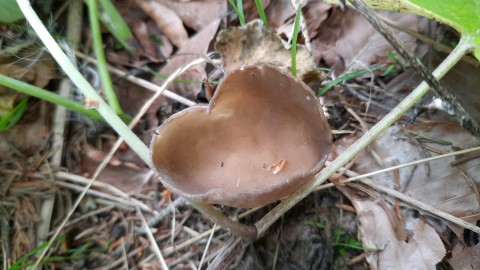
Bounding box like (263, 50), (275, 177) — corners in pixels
(136, 207), (169, 270)
(198, 223), (217, 270)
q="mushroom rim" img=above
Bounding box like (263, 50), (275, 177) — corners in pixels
(150, 64), (333, 208)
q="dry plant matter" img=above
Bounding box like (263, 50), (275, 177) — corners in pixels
(1, 0), (479, 269)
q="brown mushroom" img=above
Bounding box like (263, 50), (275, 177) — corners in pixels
(151, 64), (332, 208)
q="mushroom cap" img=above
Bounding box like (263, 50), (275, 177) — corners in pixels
(151, 64), (332, 208)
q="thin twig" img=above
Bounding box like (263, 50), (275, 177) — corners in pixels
(316, 145), (480, 191)
(55, 180), (151, 211)
(31, 55), (204, 266)
(136, 207), (169, 270)
(75, 51), (197, 106)
(352, 173), (480, 234)
(198, 224), (217, 270)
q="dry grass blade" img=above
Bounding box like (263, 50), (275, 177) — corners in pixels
(136, 207), (169, 270)
(331, 163), (480, 234)
(317, 145), (480, 191)
(33, 58), (205, 267)
(55, 180), (150, 211)
(75, 51), (197, 106)
(198, 223), (217, 270)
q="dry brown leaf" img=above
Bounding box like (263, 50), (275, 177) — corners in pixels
(135, 0), (188, 48)
(303, 1), (332, 38)
(345, 122), (480, 267)
(97, 164), (151, 194)
(131, 20), (158, 59)
(310, 8), (422, 74)
(215, 20), (316, 79)
(264, 0), (295, 32)
(156, 0), (227, 32)
(0, 102), (50, 159)
(341, 187), (445, 270)
(448, 242), (480, 270)
(147, 19), (221, 126)
(0, 52), (55, 90)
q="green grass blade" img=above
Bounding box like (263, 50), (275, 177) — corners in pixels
(0, 97), (28, 131)
(317, 66), (383, 96)
(0, 74), (104, 121)
(86, 0), (123, 116)
(98, 0), (134, 52)
(407, 131), (453, 145)
(228, 0), (246, 25)
(9, 238), (60, 269)
(291, 4), (302, 77)
(254, 0), (268, 28)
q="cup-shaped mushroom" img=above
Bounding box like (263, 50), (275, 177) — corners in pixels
(151, 64), (332, 208)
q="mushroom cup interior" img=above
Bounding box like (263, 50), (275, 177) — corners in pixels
(151, 64), (332, 208)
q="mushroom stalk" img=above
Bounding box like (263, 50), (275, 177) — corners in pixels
(190, 201), (258, 240)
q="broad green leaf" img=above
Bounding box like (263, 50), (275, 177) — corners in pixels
(0, 0), (24, 23)
(400, 0), (480, 60)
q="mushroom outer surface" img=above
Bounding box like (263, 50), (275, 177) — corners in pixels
(150, 64), (332, 208)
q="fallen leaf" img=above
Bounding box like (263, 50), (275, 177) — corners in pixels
(343, 122), (480, 267)
(135, 0), (188, 48)
(147, 19), (221, 126)
(341, 186), (445, 270)
(264, 0), (295, 32)
(156, 0), (227, 32)
(310, 8), (423, 75)
(448, 242), (480, 270)
(131, 20), (158, 60)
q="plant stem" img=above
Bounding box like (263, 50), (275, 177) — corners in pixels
(291, 4), (302, 77)
(86, 0), (123, 116)
(0, 74), (104, 121)
(254, 0), (268, 28)
(255, 36), (474, 237)
(16, 0), (150, 165)
(191, 201), (257, 240)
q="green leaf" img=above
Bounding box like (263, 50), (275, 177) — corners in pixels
(402, 0), (480, 60)
(307, 220), (326, 229)
(317, 65), (383, 96)
(0, 98), (28, 132)
(0, 0), (24, 23)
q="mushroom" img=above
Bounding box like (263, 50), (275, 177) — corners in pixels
(151, 64), (332, 208)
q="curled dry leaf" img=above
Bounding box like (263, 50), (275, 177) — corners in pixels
(135, 0), (188, 48)
(340, 186), (445, 270)
(150, 64), (332, 208)
(309, 8), (423, 74)
(131, 20), (158, 59)
(340, 122), (480, 267)
(147, 19), (221, 126)
(156, 0), (227, 32)
(215, 20), (317, 80)
(264, 0), (295, 32)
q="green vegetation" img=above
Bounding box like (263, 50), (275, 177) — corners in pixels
(0, 97), (28, 131)
(291, 4), (302, 77)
